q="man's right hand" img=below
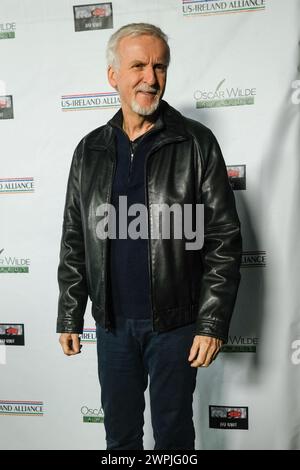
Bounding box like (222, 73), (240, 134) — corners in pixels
(59, 333), (82, 356)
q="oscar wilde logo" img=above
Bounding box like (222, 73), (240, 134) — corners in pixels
(221, 336), (258, 352)
(0, 249), (30, 274)
(194, 79), (256, 108)
(0, 22), (16, 39)
(81, 405), (104, 423)
(0, 401), (44, 416)
(61, 92), (120, 111)
(182, 0), (266, 17)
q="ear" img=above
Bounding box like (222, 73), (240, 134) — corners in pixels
(108, 65), (118, 90)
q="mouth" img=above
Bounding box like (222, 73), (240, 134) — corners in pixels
(136, 91), (159, 101)
(136, 88), (159, 96)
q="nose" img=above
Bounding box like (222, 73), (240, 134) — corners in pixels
(143, 65), (157, 86)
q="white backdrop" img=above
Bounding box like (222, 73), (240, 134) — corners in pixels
(0, 0), (299, 450)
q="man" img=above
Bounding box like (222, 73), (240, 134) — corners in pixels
(57, 23), (242, 450)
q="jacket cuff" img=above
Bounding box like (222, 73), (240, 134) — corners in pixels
(195, 319), (229, 343)
(56, 319), (84, 334)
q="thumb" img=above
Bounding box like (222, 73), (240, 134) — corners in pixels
(71, 334), (81, 353)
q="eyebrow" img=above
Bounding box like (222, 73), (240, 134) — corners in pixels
(129, 60), (167, 66)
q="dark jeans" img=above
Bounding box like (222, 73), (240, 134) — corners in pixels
(96, 317), (198, 450)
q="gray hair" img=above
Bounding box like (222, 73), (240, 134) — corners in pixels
(106, 23), (170, 69)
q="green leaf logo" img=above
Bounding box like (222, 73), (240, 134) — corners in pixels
(215, 79), (226, 93)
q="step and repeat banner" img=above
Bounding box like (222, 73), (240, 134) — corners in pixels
(0, 0), (299, 450)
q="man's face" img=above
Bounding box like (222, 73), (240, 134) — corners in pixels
(108, 34), (168, 117)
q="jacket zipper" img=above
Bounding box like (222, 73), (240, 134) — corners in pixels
(128, 143), (134, 185)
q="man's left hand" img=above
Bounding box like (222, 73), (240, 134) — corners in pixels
(188, 335), (223, 368)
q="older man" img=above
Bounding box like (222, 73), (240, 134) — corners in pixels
(57, 23), (242, 450)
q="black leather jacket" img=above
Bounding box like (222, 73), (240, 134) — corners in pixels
(56, 101), (242, 342)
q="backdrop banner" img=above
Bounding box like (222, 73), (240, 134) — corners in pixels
(0, 0), (299, 450)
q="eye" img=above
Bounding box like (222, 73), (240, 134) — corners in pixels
(155, 64), (167, 72)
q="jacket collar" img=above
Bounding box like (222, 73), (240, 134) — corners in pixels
(87, 100), (189, 150)
(108, 102), (165, 136)
(108, 100), (189, 140)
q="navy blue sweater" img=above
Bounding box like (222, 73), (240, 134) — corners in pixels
(108, 121), (163, 320)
